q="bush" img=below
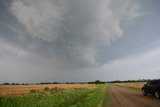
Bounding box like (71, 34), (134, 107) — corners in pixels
(30, 89), (37, 93)
(50, 87), (59, 94)
(43, 87), (50, 92)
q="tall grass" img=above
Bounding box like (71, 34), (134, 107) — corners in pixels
(0, 84), (107, 107)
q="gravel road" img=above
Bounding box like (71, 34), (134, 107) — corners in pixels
(107, 84), (160, 107)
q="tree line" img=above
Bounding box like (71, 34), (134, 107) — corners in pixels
(1, 79), (152, 85)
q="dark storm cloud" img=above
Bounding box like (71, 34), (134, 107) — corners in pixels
(1, 0), (159, 82)
(1, 0), (141, 68)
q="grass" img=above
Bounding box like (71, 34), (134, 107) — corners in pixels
(114, 82), (146, 89)
(0, 84), (107, 107)
(102, 84), (111, 107)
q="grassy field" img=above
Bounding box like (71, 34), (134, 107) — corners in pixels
(114, 82), (146, 89)
(0, 84), (95, 95)
(0, 84), (108, 107)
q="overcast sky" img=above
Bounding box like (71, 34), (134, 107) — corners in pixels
(0, 0), (160, 83)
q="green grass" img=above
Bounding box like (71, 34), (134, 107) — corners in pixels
(0, 84), (108, 107)
(101, 84), (111, 107)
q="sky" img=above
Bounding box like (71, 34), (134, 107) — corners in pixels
(0, 0), (160, 83)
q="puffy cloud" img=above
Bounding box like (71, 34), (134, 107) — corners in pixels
(8, 0), (141, 69)
(11, 0), (64, 42)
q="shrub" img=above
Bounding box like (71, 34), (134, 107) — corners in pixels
(30, 89), (37, 93)
(43, 87), (50, 92)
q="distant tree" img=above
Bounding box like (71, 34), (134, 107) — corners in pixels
(11, 83), (20, 85)
(95, 80), (101, 84)
(88, 80), (105, 84)
(3, 83), (10, 85)
(52, 82), (59, 84)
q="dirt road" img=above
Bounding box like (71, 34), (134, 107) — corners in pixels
(107, 84), (160, 107)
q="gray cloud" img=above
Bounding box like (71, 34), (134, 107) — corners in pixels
(5, 0), (141, 69)
(2, 0), (156, 82)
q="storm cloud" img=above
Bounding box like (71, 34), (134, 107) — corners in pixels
(0, 0), (160, 82)
(7, 0), (140, 67)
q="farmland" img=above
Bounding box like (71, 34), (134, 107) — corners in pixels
(0, 84), (108, 107)
(1, 82), (159, 107)
(114, 82), (146, 89)
(0, 84), (95, 95)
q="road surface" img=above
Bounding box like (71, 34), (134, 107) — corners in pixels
(107, 84), (160, 107)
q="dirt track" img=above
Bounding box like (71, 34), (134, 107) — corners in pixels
(108, 84), (160, 107)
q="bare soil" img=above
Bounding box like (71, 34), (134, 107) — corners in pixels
(108, 84), (160, 107)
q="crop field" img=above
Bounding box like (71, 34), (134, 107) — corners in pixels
(0, 84), (107, 107)
(0, 84), (95, 95)
(114, 82), (146, 89)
